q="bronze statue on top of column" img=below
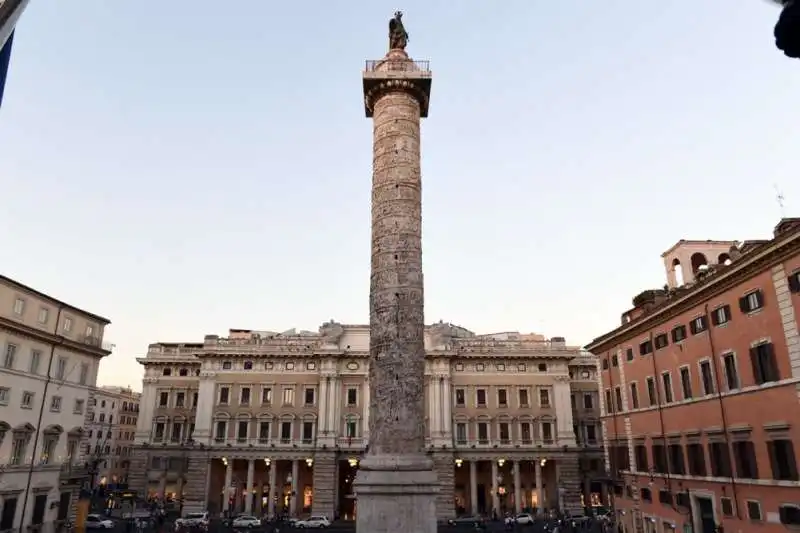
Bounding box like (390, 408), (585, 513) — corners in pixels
(389, 11), (409, 50)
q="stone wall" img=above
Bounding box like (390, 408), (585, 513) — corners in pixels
(311, 452), (336, 518)
(432, 452), (455, 520)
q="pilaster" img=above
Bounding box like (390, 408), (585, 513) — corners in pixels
(135, 378), (158, 443)
(192, 371), (216, 444)
(553, 376), (576, 446)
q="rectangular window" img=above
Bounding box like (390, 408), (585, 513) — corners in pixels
(21, 391), (34, 409)
(4, 344), (17, 369)
(750, 343), (779, 385)
(455, 388), (466, 406)
(497, 388), (508, 407)
(240, 387), (251, 405)
(722, 353), (740, 390)
(219, 387), (229, 404)
(586, 424), (597, 444)
(680, 367), (693, 400)
(498, 423), (510, 443)
(626, 348), (634, 361)
(302, 422), (314, 443)
(540, 389), (551, 408)
(50, 396), (62, 412)
(280, 422), (292, 442)
(739, 290), (764, 313)
(687, 443), (707, 476)
(661, 373), (674, 403)
(261, 387), (272, 404)
(700, 361), (715, 395)
(605, 389), (613, 413)
(519, 389), (529, 407)
(476, 389), (487, 407)
(55, 357), (67, 380)
(614, 387), (623, 412)
(646, 377), (657, 406)
(346, 388), (357, 406)
(671, 325), (687, 343)
(159, 392), (169, 407)
(541, 422), (553, 443)
(456, 423), (467, 444)
(733, 440), (759, 479)
(629, 383), (639, 409)
(767, 439), (799, 481)
(639, 340), (653, 356)
(668, 444), (685, 475)
(78, 362), (89, 385)
(654, 334), (669, 349)
(215, 421), (226, 442)
(258, 422), (270, 443)
(652, 444), (667, 473)
(711, 305), (732, 326)
(30, 350), (41, 374)
(304, 387), (315, 405)
(635, 445), (649, 471)
(690, 316), (708, 335)
(520, 423), (532, 444)
(172, 423), (183, 442)
(13, 297), (24, 315)
(38, 307), (49, 324)
(283, 387), (295, 406)
(709, 442), (733, 477)
(477, 422), (489, 443)
(175, 392), (185, 407)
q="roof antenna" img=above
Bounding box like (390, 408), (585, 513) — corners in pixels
(774, 184), (786, 218)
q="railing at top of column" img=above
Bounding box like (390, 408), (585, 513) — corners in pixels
(365, 59), (431, 75)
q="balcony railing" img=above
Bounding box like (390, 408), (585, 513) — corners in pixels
(336, 437), (365, 448)
(204, 437), (318, 449)
(364, 59), (431, 74)
(453, 438), (560, 449)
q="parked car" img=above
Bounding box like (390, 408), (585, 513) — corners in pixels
(447, 516), (486, 529)
(505, 513), (535, 525)
(295, 515), (331, 528)
(85, 514), (114, 529)
(174, 512), (210, 531)
(231, 515), (262, 529)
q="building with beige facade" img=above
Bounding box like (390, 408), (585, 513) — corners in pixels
(86, 386), (140, 487)
(128, 322), (605, 520)
(0, 275), (112, 530)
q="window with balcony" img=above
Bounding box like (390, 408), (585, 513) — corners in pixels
(171, 423), (183, 442)
(767, 439), (799, 481)
(455, 389), (466, 406)
(687, 443), (707, 476)
(40, 436), (57, 465)
(455, 423), (467, 444)
(10, 437), (28, 465)
(733, 440), (758, 479)
(346, 388), (358, 406)
(539, 389), (551, 408)
(751, 343), (780, 385)
(219, 387), (230, 405)
(280, 422), (292, 443)
(175, 392), (185, 408)
(497, 389), (508, 407)
(541, 422), (553, 443)
(646, 377), (656, 406)
(262, 387), (272, 404)
(259, 422), (270, 443)
(214, 421), (226, 442)
(304, 388), (315, 406)
(302, 422), (314, 443)
(498, 423), (510, 444)
(345, 418), (358, 438)
(629, 383), (639, 409)
(283, 388), (295, 406)
(700, 361), (715, 395)
(477, 422), (489, 444)
(240, 387), (251, 405)
(520, 423), (532, 444)
(680, 367), (692, 400)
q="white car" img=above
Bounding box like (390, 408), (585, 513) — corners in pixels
(85, 514), (114, 529)
(505, 513), (534, 525)
(231, 515), (262, 529)
(295, 515), (331, 528)
(175, 512), (210, 531)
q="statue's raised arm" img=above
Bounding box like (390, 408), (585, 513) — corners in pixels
(388, 11), (409, 51)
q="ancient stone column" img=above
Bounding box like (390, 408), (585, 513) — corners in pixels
(354, 12), (437, 533)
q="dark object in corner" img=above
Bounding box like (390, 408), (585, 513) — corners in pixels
(775, 0), (800, 58)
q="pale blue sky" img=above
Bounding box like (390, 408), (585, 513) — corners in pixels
(1, 1), (798, 389)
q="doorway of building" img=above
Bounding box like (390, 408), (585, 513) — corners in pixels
(695, 496), (716, 533)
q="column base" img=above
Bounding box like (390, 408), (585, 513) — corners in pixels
(354, 454), (439, 533)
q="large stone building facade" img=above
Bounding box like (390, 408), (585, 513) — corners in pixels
(0, 275), (112, 530)
(128, 322), (605, 520)
(86, 386), (140, 487)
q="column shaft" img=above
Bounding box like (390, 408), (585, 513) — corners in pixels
(223, 461), (233, 513)
(267, 464), (276, 517)
(535, 460), (543, 513)
(290, 460), (299, 516)
(469, 461), (478, 516)
(246, 460), (255, 514)
(513, 461), (522, 513)
(491, 460), (499, 515)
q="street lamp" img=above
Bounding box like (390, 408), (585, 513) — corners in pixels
(772, 0), (800, 58)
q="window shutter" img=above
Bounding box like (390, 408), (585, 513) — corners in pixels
(724, 305), (732, 322)
(787, 443), (799, 480)
(671, 328), (678, 343)
(765, 343), (780, 381)
(689, 321), (698, 335)
(710, 309), (720, 326)
(789, 273), (800, 293)
(767, 441), (780, 479)
(700, 316), (708, 330)
(738, 296), (749, 313)
(750, 347), (763, 384)
(755, 290), (765, 308)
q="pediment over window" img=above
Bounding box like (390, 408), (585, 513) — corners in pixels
(13, 423), (35, 434)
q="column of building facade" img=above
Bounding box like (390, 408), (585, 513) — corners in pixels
(245, 460), (255, 514)
(442, 374), (452, 436)
(534, 460), (543, 512)
(135, 377), (158, 442)
(267, 463), (277, 518)
(513, 461), (522, 513)
(290, 459), (299, 516)
(491, 460), (500, 514)
(553, 375), (576, 445)
(318, 375), (330, 438)
(469, 461), (478, 516)
(193, 371), (216, 444)
(362, 375), (370, 442)
(223, 460), (233, 513)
